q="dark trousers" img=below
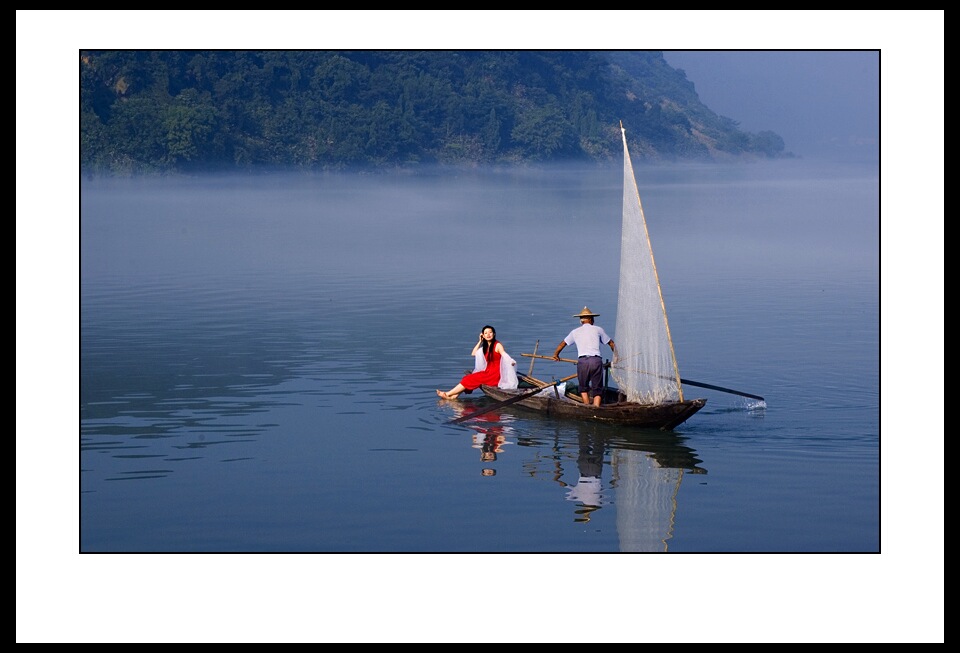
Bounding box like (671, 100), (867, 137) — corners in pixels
(577, 356), (603, 397)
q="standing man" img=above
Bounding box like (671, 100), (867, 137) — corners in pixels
(553, 307), (616, 406)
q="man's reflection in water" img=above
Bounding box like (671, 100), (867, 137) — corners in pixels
(565, 432), (605, 523)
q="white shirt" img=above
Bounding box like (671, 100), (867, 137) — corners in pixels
(564, 323), (612, 357)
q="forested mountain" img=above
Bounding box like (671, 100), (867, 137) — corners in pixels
(79, 50), (789, 175)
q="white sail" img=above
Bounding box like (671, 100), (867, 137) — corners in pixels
(611, 123), (684, 404)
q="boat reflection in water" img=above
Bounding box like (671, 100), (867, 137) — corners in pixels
(449, 401), (706, 551)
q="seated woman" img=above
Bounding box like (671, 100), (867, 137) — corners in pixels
(437, 325), (517, 399)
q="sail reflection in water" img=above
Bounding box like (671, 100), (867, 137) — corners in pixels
(592, 428), (706, 552)
(612, 449), (688, 552)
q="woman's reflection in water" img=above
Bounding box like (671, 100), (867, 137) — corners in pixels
(447, 402), (513, 476)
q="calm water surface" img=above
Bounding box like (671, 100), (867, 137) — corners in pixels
(78, 160), (883, 556)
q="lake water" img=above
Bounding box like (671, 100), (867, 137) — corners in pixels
(79, 159), (882, 553)
(50, 155), (937, 639)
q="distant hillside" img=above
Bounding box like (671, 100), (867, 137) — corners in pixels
(80, 50), (790, 175)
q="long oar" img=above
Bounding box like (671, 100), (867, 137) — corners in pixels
(449, 373), (578, 424)
(676, 378), (765, 402)
(520, 353), (764, 402)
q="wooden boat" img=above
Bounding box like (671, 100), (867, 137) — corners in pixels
(480, 378), (705, 430)
(479, 122), (708, 430)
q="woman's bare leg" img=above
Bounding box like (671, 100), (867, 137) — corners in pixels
(437, 383), (466, 399)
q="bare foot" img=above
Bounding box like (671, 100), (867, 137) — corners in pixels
(436, 390), (448, 398)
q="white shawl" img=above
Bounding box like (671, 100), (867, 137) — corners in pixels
(474, 348), (519, 389)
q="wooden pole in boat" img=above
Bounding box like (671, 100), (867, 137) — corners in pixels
(528, 340), (539, 377)
(522, 353), (578, 364)
(518, 373), (548, 387)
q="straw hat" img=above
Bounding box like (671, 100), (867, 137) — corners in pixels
(573, 306), (599, 318)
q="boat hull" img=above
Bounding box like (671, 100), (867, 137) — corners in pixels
(479, 385), (706, 430)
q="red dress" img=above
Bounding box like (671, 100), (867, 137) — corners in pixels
(460, 342), (502, 390)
